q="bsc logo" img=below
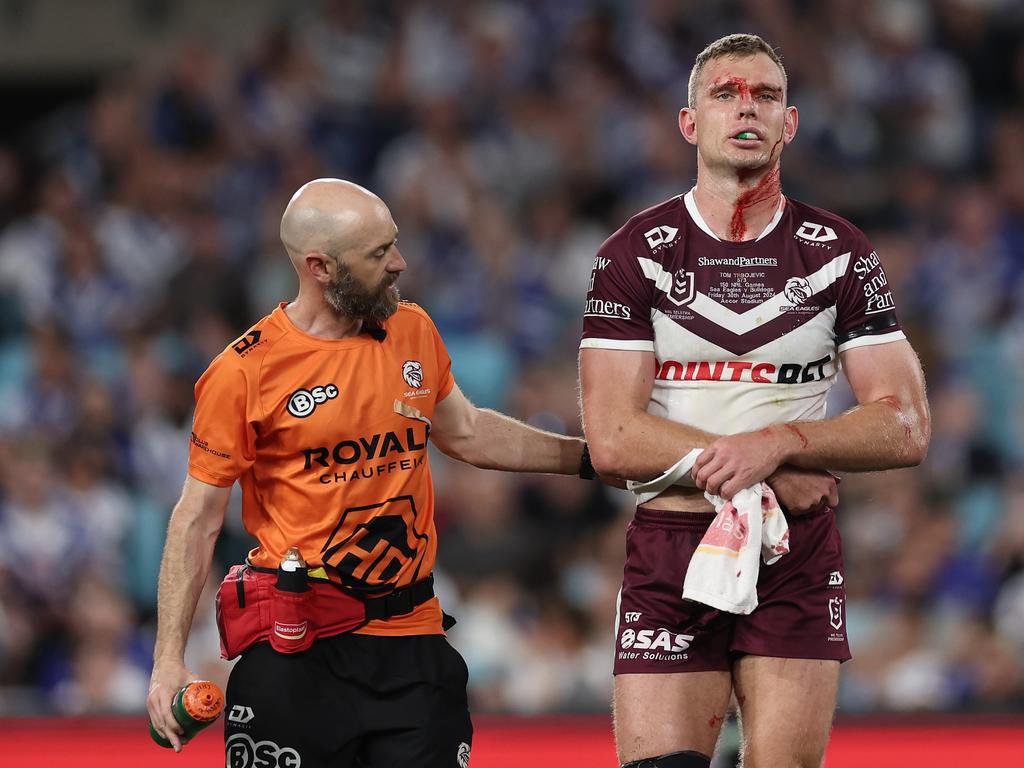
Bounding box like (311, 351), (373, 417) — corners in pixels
(226, 733), (301, 768)
(287, 384), (338, 418)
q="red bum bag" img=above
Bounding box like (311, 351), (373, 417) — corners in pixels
(214, 564), (437, 659)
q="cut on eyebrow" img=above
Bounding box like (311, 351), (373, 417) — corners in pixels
(708, 81), (783, 95)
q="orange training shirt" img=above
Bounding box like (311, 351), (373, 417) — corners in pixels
(188, 302), (454, 636)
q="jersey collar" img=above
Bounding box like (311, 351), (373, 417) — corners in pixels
(684, 188), (786, 242)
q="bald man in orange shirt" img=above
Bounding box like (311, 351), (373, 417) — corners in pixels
(147, 179), (591, 768)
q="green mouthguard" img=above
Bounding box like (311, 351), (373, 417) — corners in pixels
(737, 131), (757, 140)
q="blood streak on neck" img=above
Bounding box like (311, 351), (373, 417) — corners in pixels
(729, 134), (783, 242)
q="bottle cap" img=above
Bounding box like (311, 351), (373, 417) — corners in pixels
(181, 681), (225, 723)
(281, 547), (306, 573)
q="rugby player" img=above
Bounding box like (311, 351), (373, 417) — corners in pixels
(579, 34), (930, 768)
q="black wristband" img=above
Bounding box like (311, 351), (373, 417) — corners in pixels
(578, 442), (596, 480)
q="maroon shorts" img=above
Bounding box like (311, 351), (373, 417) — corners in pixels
(613, 506), (851, 675)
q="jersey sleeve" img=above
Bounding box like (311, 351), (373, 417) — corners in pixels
(431, 322), (455, 401)
(834, 230), (906, 352)
(188, 354), (257, 487)
(579, 229), (655, 351)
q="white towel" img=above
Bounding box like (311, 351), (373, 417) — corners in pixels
(628, 449), (790, 615)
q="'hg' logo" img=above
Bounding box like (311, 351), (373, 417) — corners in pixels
(287, 384), (338, 418)
(620, 628), (694, 652)
(226, 733), (301, 768)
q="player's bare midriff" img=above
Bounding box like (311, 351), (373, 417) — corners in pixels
(642, 485), (716, 513)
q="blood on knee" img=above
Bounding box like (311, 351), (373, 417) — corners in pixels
(621, 750), (712, 768)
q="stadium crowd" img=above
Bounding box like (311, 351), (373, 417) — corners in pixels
(0, 0), (1022, 719)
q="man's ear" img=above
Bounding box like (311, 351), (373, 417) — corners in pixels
(679, 108), (698, 146)
(782, 105), (799, 145)
(305, 252), (334, 283)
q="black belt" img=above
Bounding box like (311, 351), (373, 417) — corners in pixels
(364, 574), (436, 620)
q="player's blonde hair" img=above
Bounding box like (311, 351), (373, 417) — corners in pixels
(687, 34), (787, 108)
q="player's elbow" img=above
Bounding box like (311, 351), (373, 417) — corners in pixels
(586, 431), (627, 477)
(906, 415), (931, 467)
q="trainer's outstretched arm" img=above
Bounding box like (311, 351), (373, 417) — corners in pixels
(147, 477), (230, 751)
(431, 382), (583, 474)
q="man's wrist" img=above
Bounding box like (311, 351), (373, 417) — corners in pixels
(772, 423), (807, 464)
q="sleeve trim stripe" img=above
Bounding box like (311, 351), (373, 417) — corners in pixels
(579, 338), (655, 351)
(188, 465), (237, 488)
(837, 330), (906, 352)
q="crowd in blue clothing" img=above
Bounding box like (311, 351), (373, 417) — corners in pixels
(0, 0), (1022, 715)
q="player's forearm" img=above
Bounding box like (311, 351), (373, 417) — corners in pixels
(585, 409), (716, 480)
(152, 498), (222, 665)
(776, 396), (930, 472)
(445, 408), (584, 474)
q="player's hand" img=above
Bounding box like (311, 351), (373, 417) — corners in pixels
(693, 429), (789, 499)
(148, 659), (195, 752)
(766, 465), (839, 516)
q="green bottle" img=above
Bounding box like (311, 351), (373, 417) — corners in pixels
(149, 680), (225, 748)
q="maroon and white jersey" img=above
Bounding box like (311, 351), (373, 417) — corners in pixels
(580, 189), (905, 435)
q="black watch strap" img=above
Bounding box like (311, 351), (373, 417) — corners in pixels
(578, 442), (596, 480)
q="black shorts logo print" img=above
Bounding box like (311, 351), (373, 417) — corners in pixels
(320, 495), (429, 594)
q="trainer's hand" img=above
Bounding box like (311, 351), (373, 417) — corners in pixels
(767, 466), (839, 516)
(148, 659), (195, 752)
(693, 429), (789, 499)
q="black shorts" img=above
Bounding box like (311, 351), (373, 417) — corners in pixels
(225, 633), (472, 768)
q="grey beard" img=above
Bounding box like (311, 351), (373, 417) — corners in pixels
(324, 265), (400, 323)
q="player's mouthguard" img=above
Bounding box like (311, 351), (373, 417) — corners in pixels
(736, 131), (758, 140)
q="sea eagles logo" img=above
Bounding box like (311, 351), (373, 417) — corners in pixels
(457, 742), (471, 768)
(402, 360), (424, 389)
(783, 277), (813, 305)
(667, 268), (695, 307)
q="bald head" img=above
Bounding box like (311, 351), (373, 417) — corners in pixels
(280, 178), (393, 267)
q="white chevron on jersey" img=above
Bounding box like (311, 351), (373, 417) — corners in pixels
(638, 252), (852, 336)
(648, 308), (841, 434)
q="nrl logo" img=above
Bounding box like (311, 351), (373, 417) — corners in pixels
(667, 268), (695, 307)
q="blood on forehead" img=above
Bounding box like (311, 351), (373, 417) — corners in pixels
(708, 75), (782, 100)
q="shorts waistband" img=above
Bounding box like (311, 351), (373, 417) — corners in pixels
(634, 505), (716, 528)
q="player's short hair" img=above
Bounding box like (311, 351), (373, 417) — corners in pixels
(687, 34), (787, 108)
